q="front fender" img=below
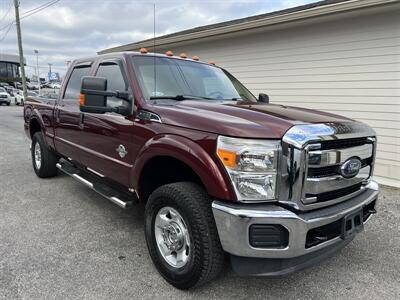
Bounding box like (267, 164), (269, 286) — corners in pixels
(132, 134), (233, 201)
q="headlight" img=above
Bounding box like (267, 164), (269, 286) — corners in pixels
(216, 136), (280, 202)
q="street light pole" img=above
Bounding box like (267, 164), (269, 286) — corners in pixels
(48, 63), (52, 81)
(13, 0), (28, 100)
(34, 49), (40, 96)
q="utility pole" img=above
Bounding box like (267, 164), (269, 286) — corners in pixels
(34, 50), (40, 95)
(14, 0), (28, 100)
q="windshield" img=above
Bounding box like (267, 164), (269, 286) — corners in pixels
(0, 87), (6, 93)
(27, 91), (37, 96)
(131, 56), (256, 102)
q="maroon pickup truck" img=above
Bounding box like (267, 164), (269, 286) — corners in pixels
(24, 51), (379, 289)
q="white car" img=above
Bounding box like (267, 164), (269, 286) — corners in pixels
(0, 87), (11, 106)
(14, 89), (25, 105)
(27, 82), (40, 90)
(49, 82), (61, 89)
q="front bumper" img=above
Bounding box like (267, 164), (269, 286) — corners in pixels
(212, 180), (379, 275)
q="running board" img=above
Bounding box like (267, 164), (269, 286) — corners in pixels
(56, 160), (136, 209)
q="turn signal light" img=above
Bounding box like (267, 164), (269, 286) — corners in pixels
(165, 50), (173, 56)
(180, 53), (188, 58)
(192, 55), (200, 61)
(79, 94), (85, 106)
(217, 149), (237, 168)
(140, 47), (148, 54)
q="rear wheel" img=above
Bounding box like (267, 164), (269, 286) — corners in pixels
(31, 132), (59, 178)
(145, 182), (224, 289)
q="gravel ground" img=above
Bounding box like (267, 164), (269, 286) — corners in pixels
(0, 105), (399, 300)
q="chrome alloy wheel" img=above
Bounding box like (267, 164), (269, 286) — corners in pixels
(154, 206), (191, 268)
(34, 142), (42, 170)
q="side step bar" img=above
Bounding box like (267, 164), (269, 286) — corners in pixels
(56, 160), (136, 209)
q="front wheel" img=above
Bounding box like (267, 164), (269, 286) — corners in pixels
(31, 132), (59, 178)
(145, 182), (224, 289)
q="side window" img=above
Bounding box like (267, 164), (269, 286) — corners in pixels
(95, 63), (128, 108)
(63, 66), (91, 100)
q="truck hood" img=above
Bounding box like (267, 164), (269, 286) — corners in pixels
(149, 101), (355, 139)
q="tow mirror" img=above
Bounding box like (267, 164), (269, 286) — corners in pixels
(80, 76), (130, 115)
(258, 93), (269, 103)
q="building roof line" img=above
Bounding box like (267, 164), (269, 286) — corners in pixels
(99, 0), (396, 54)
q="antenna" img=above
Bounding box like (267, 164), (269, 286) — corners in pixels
(153, 3), (156, 97)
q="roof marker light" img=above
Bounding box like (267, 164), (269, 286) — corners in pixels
(180, 53), (188, 59)
(140, 48), (148, 54)
(208, 61), (216, 65)
(165, 50), (174, 56)
(192, 55), (200, 61)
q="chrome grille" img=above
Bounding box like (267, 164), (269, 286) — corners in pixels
(303, 140), (374, 206)
(278, 122), (377, 211)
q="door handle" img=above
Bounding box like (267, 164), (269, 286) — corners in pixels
(79, 113), (85, 129)
(56, 109), (61, 123)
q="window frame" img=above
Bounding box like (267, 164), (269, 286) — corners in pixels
(62, 61), (93, 101)
(94, 59), (131, 108)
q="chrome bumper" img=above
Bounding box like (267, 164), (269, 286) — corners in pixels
(212, 180), (379, 259)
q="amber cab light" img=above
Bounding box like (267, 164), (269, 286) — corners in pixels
(165, 50), (174, 56)
(192, 55), (200, 61)
(208, 60), (216, 65)
(140, 47), (148, 54)
(180, 53), (188, 58)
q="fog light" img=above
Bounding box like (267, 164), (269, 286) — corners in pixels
(249, 224), (289, 248)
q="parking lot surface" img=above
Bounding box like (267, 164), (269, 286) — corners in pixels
(0, 105), (399, 299)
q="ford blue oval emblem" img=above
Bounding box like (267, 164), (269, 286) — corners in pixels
(340, 158), (362, 178)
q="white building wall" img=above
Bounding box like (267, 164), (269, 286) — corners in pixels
(155, 6), (400, 187)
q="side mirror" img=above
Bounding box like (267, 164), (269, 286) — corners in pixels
(80, 76), (107, 112)
(80, 76), (130, 115)
(258, 93), (269, 103)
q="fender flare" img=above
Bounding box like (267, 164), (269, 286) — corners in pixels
(28, 111), (50, 148)
(132, 134), (233, 201)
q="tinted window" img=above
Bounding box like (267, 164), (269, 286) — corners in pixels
(95, 63), (128, 108)
(131, 56), (256, 102)
(63, 66), (91, 99)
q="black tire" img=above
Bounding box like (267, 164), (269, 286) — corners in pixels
(145, 182), (224, 289)
(6, 102), (10, 106)
(31, 132), (59, 178)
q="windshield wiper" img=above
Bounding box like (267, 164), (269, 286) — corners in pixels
(149, 95), (214, 101)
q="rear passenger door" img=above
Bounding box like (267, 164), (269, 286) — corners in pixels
(54, 63), (92, 162)
(78, 59), (135, 187)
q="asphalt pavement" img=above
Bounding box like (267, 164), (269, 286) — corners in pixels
(0, 105), (399, 299)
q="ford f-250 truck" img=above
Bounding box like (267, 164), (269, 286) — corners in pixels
(24, 50), (379, 289)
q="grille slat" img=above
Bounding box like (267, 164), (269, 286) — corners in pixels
(308, 158), (371, 178)
(306, 183), (363, 202)
(318, 137), (369, 150)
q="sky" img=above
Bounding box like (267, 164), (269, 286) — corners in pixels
(0, 0), (318, 79)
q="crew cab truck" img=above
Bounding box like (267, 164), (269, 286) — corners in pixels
(24, 51), (379, 289)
